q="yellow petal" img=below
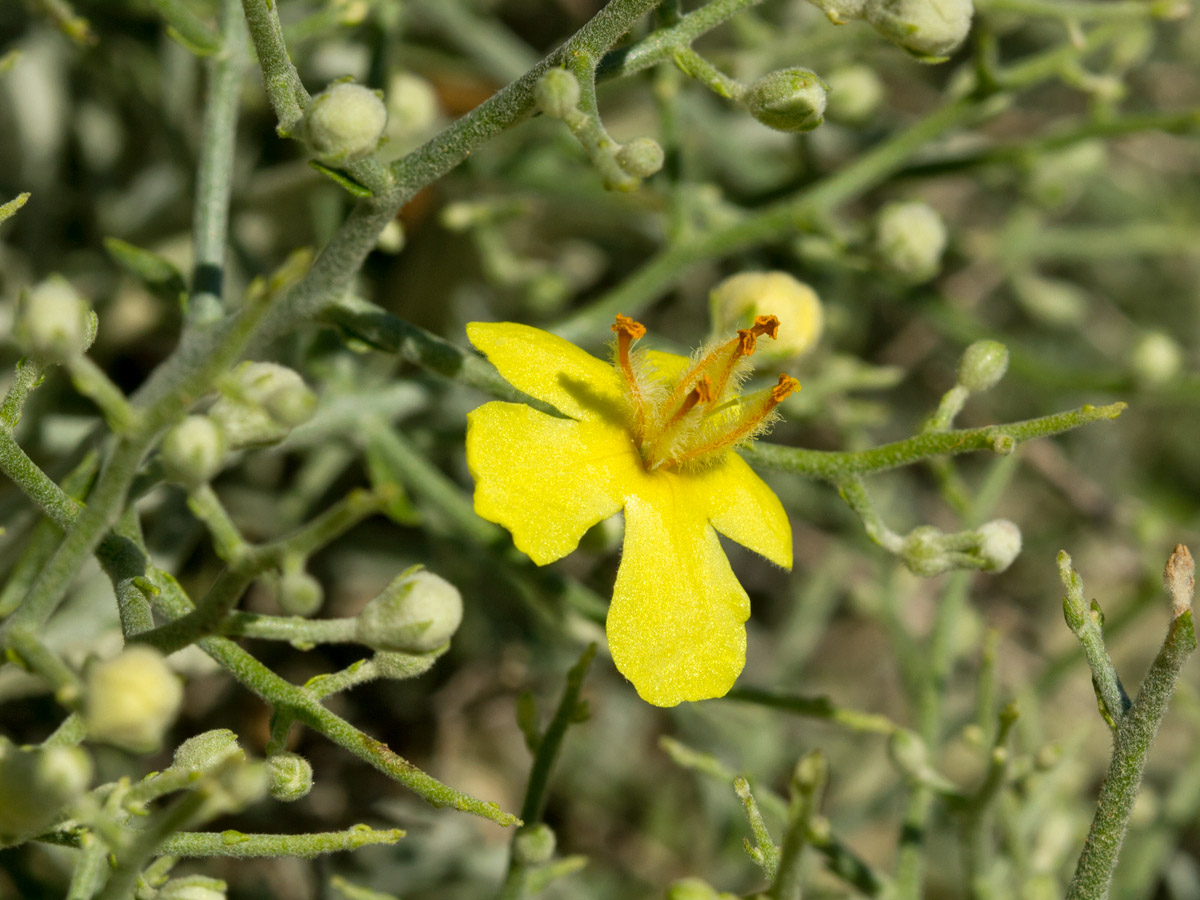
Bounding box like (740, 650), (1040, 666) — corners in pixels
(466, 402), (638, 565)
(467, 322), (625, 423)
(693, 454), (793, 569)
(607, 474), (750, 707)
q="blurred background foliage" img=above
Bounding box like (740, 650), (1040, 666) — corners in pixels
(1, 0), (1200, 898)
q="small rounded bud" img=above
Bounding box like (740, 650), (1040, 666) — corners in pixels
(14, 278), (98, 365)
(173, 729), (244, 773)
(157, 876), (228, 900)
(266, 752), (313, 802)
(901, 525), (949, 577)
(385, 71), (440, 140)
(709, 271), (824, 362)
(513, 823), (556, 865)
(874, 200), (947, 283)
(303, 82), (387, 166)
(865, 0), (974, 59)
(0, 740), (92, 845)
(1129, 331), (1182, 385)
(745, 68), (827, 133)
(276, 570), (324, 617)
(616, 137), (665, 179)
(160, 415), (227, 486)
(824, 64), (885, 124)
(1012, 273), (1088, 327)
(84, 646), (183, 753)
(356, 567), (463, 653)
(534, 68), (580, 119)
(956, 340), (1009, 393)
(666, 878), (721, 900)
(209, 362), (317, 448)
(1024, 141), (1106, 211)
(975, 519), (1022, 572)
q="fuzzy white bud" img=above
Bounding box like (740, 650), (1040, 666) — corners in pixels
(356, 567), (463, 653)
(0, 740), (92, 845)
(975, 519), (1022, 572)
(745, 68), (827, 133)
(14, 278), (98, 365)
(865, 0), (974, 59)
(616, 138), (665, 179)
(956, 340), (1009, 393)
(534, 68), (581, 119)
(824, 64), (885, 124)
(1129, 331), (1183, 386)
(304, 83), (387, 166)
(160, 415), (227, 486)
(209, 362), (317, 448)
(266, 752), (313, 802)
(875, 201), (947, 283)
(84, 646), (183, 753)
(276, 570), (324, 617)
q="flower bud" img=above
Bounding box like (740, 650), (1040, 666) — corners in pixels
(901, 525), (948, 577)
(956, 340), (1008, 393)
(276, 570), (324, 617)
(534, 68), (581, 119)
(1011, 273), (1088, 327)
(356, 567), (463, 653)
(1024, 141), (1106, 211)
(385, 71), (440, 141)
(1129, 331), (1182, 385)
(13, 278), (98, 365)
(172, 729), (244, 774)
(160, 415), (227, 486)
(666, 878), (722, 900)
(709, 271), (823, 362)
(513, 823), (556, 865)
(874, 200), (947, 283)
(266, 752), (313, 802)
(745, 68), (827, 133)
(864, 0), (974, 59)
(975, 519), (1022, 572)
(0, 739), (92, 845)
(209, 362), (317, 448)
(157, 876), (228, 900)
(616, 137), (664, 179)
(303, 82), (387, 166)
(84, 646), (183, 753)
(824, 64), (885, 124)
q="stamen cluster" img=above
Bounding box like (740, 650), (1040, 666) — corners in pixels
(611, 314), (799, 471)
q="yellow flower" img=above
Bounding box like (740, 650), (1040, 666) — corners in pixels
(465, 315), (796, 707)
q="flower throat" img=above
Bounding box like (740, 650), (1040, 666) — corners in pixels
(611, 314), (799, 471)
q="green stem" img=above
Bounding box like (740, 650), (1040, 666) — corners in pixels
(1067, 611), (1196, 899)
(0, 358), (45, 431)
(189, 0), (247, 326)
(240, 0), (308, 131)
(1059, 552), (1130, 724)
(149, 0), (221, 54)
(597, 0), (765, 80)
(220, 612), (358, 644)
(744, 402), (1126, 480)
(160, 826), (406, 858)
(977, 0), (1180, 20)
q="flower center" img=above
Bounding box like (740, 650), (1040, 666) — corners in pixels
(610, 314), (800, 471)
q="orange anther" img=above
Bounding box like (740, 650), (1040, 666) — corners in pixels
(611, 314), (646, 339)
(751, 315), (780, 340)
(695, 375), (714, 404)
(770, 373), (801, 403)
